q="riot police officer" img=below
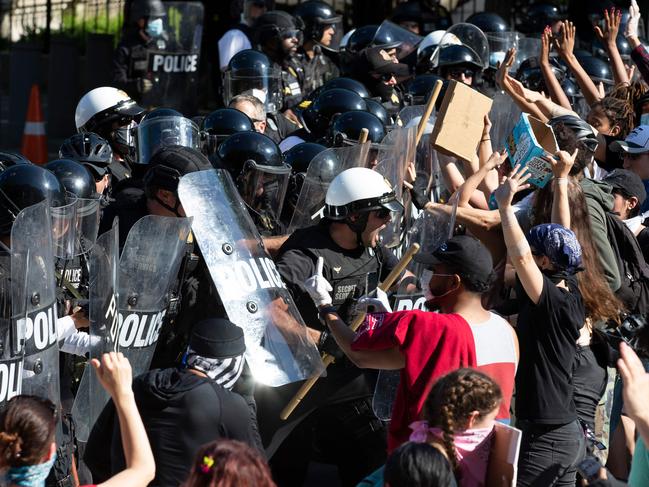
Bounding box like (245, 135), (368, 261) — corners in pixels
(214, 131), (290, 237)
(113, 0), (168, 100)
(74, 86), (145, 182)
(254, 10), (306, 111)
(293, 1), (342, 94)
(259, 167), (403, 486)
(59, 133), (113, 196)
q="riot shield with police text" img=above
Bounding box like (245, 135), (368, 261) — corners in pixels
(0, 252), (23, 408)
(373, 194), (458, 420)
(141, 2), (204, 114)
(288, 144), (369, 233)
(117, 215), (192, 378)
(71, 223), (119, 442)
(11, 202), (60, 406)
(178, 169), (324, 386)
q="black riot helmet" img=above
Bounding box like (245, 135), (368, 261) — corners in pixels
(223, 49), (283, 113)
(405, 74), (446, 106)
(302, 88), (367, 136)
(140, 107), (183, 123)
(392, 2), (422, 26)
(0, 151), (32, 173)
(201, 109), (254, 155)
(561, 77), (581, 107)
(330, 111), (386, 146)
(364, 98), (391, 126)
(515, 57), (565, 92)
(284, 142), (328, 175)
(59, 132), (113, 166)
(215, 131), (285, 177)
(0, 164), (67, 236)
(579, 55), (613, 85)
(321, 77), (370, 99)
(254, 10), (303, 57)
(293, 1), (341, 44)
(130, 0), (166, 21)
(437, 44), (484, 72)
(45, 159), (97, 199)
(347, 25), (379, 53)
(466, 12), (508, 33)
(519, 2), (565, 34)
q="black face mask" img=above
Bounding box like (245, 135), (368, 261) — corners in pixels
(110, 126), (136, 161)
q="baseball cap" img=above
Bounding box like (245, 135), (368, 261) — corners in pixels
(610, 125), (649, 154)
(363, 47), (410, 78)
(603, 168), (647, 205)
(189, 318), (246, 359)
(412, 235), (494, 289)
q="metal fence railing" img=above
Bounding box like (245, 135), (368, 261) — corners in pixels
(0, 0), (125, 48)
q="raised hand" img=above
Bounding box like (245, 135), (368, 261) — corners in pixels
(545, 148), (578, 179)
(594, 7), (622, 45)
(540, 26), (552, 64)
(625, 0), (641, 39)
(304, 256), (333, 308)
(553, 21), (576, 59)
(494, 164), (532, 208)
(496, 48), (516, 90)
(484, 150), (508, 172)
(91, 352), (133, 401)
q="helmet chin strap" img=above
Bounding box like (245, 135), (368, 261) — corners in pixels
(154, 194), (182, 217)
(345, 212), (370, 247)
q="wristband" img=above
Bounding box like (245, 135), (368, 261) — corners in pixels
(554, 177), (568, 185)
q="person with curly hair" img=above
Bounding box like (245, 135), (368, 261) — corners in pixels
(409, 368), (502, 487)
(183, 439), (275, 487)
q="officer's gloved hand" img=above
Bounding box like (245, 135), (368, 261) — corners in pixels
(357, 288), (392, 314)
(304, 256), (333, 308)
(318, 330), (345, 360)
(137, 78), (153, 94)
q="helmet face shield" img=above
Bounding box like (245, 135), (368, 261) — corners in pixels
(51, 195), (78, 259)
(136, 116), (200, 164)
(239, 162), (290, 223)
(223, 66), (283, 114)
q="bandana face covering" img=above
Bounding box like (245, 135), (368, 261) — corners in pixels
(5, 453), (56, 487)
(184, 347), (245, 390)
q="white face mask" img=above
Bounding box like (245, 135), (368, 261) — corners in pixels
(146, 18), (164, 37)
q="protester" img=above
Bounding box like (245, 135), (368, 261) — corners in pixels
(183, 440), (276, 487)
(382, 442), (456, 487)
(0, 353), (154, 487)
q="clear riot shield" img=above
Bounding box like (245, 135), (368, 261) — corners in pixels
(373, 20), (422, 60)
(75, 198), (101, 257)
(71, 224), (119, 442)
(287, 144), (369, 233)
(375, 126), (417, 248)
(11, 202), (59, 406)
(490, 90), (522, 149)
(373, 194), (458, 420)
(487, 32), (518, 69)
(0, 252), (23, 408)
(141, 2), (204, 114)
(512, 37), (541, 73)
(51, 197), (78, 260)
(433, 23), (490, 70)
(223, 64), (283, 114)
(178, 169), (324, 386)
(117, 215), (192, 378)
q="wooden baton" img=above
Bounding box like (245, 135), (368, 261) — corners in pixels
(415, 79), (443, 146)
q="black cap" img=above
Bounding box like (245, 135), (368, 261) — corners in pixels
(189, 318), (246, 359)
(604, 168), (647, 205)
(413, 235), (494, 289)
(363, 47), (410, 77)
(144, 146), (212, 193)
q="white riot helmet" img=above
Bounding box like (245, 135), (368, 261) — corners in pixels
(325, 167), (403, 220)
(75, 86), (145, 134)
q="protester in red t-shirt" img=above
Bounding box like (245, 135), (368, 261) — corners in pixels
(305, 235), (513, 452)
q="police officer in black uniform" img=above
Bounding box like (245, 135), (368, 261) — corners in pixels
(254, 10), (306, 111)
(258, 167), (404, 486)
(113, 0), (168, 101)
(293, 1), (341, 94)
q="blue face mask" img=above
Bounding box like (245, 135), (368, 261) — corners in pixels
(146, 18), (164, 37)
(5, 453), (56, 487)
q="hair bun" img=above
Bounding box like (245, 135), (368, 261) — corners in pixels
(0, 431), (22, 460)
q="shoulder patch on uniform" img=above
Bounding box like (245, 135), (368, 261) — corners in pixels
(298, 100), (312, 109)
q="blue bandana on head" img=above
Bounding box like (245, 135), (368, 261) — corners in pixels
(4, 453), (56, 487)
(528, 223), (582, 274)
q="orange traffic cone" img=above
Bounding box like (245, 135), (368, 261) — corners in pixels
(21, 84), (47, 164)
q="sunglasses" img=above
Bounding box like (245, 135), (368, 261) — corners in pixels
(373, 208), (391, 219)
(448, 68), (476, 79)
(378, 73), (396, 82)
(280, 29), (301, 40)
